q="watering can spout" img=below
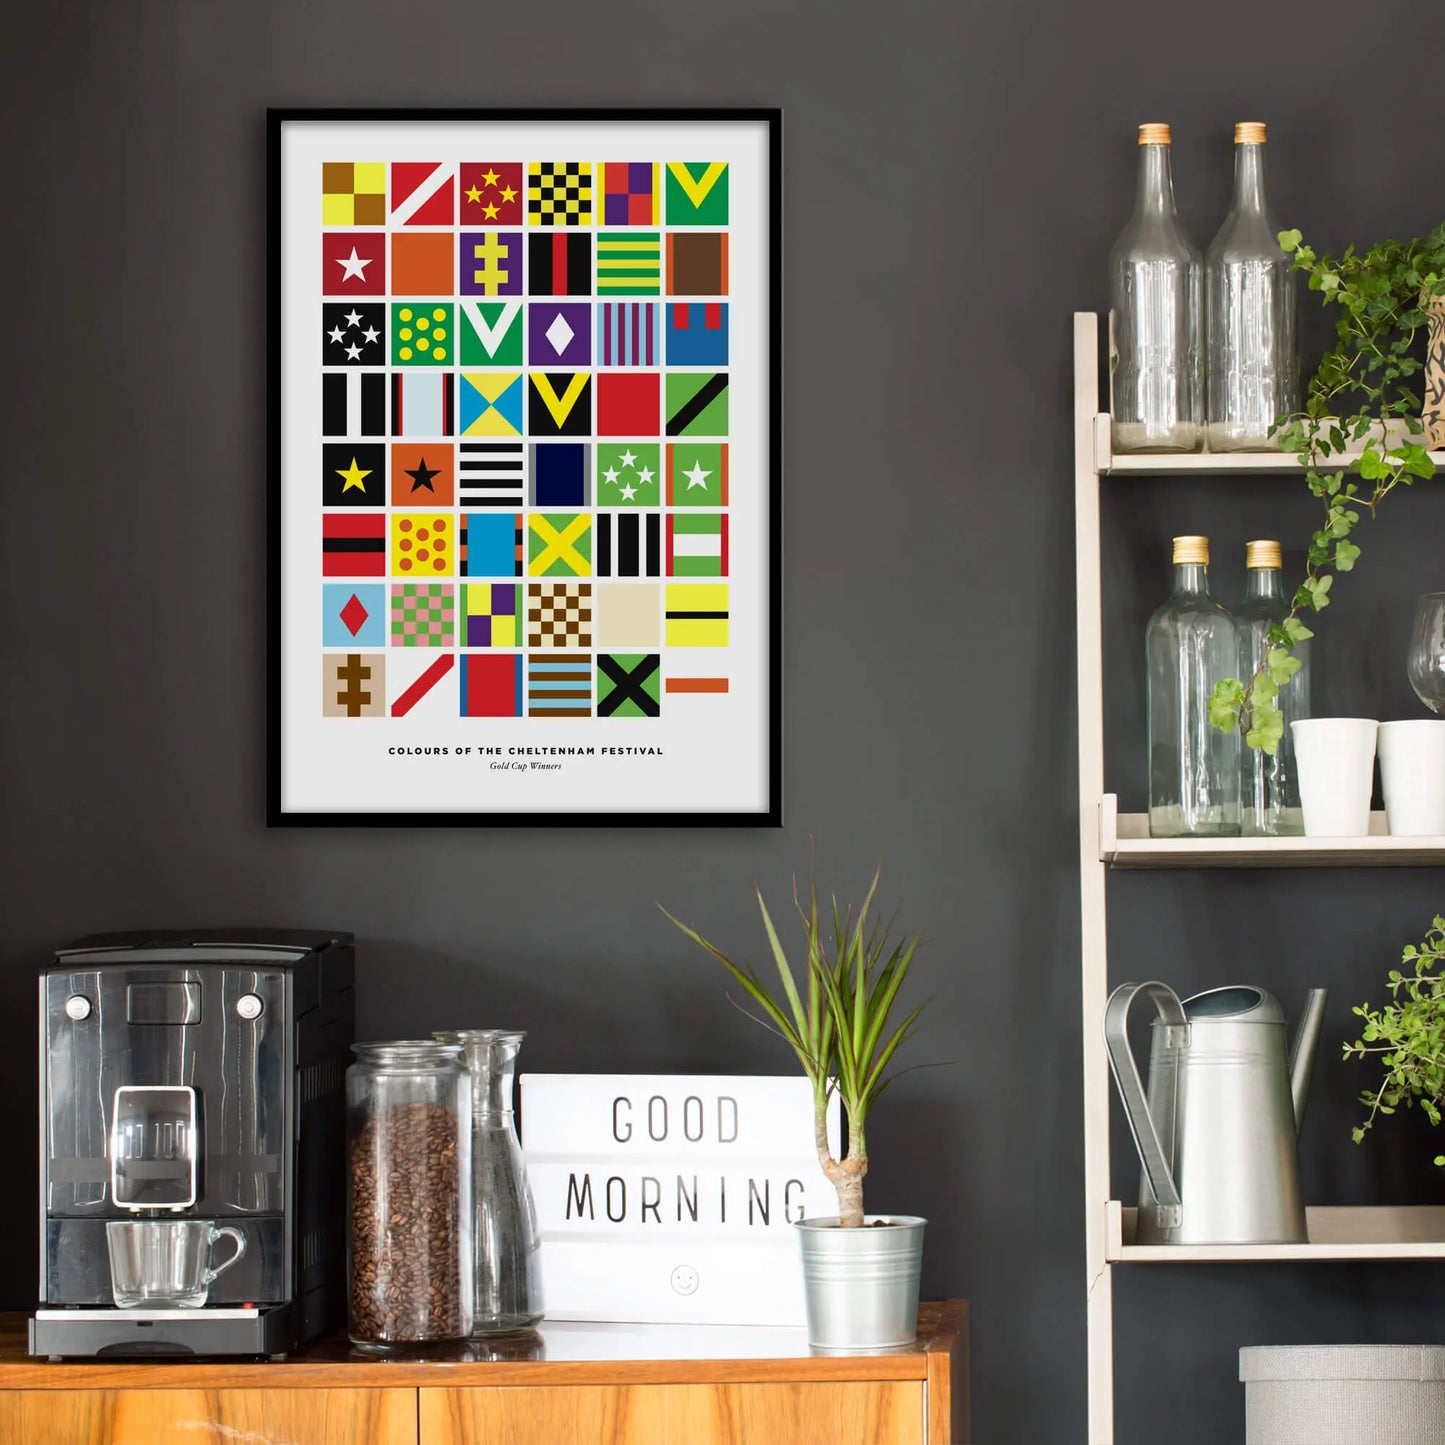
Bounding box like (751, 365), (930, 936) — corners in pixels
(1288, 989), (1328, 1135)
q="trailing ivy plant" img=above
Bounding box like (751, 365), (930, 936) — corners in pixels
(1344, 917), (1445, 1165)
(1208, 222), (1445, 753)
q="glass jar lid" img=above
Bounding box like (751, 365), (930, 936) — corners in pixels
(352, 1039), (465, 1070)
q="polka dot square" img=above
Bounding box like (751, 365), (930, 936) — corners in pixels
(391, 303), (454, 366)
(392, 513), (454, 577)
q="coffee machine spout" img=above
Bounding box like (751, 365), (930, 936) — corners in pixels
(1287, 989), (1328, 1136)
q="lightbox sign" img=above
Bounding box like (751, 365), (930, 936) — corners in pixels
(521, 1074), (841, 1326)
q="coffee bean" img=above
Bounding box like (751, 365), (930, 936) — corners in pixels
(349, 1099), (464, 1344)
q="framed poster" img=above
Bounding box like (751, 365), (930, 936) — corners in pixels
(268, 109), (781, 825)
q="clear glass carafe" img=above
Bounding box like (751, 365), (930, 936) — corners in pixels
(1237, 541), (1309, 835)
(1206, 123), (1298, 451)
(1109, 123), (1204, 453)
(346, 1041), (472, 1350)
(435, 1030), (545, 1337)
(1147, 536), (1241, 837)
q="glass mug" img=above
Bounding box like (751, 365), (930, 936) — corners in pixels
(106, 1219), (247, 1308)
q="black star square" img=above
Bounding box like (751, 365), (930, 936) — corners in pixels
(322, 303), (385, 367)
(406, 456), (440, 493)
(322, 442), (386, 506)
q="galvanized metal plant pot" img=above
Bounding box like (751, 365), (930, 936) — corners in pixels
(795, 1215), (926, 1351)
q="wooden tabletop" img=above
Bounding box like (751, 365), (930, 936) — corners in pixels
(0, 1301), (967, 1390)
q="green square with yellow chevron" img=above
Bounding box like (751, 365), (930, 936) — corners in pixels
(596, 231), (660, 295)
(665, 163), (728, 226)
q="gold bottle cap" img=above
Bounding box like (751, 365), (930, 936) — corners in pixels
(1138, 123), (1172, 146)
(1173, 535), (1209, 565)
(1235, 121), (1268, 144)
(1246, 539), (1283, 569)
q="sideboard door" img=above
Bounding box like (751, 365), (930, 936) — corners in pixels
(421, 1382), (926, 1445)
(0, 1387), (419, 1445)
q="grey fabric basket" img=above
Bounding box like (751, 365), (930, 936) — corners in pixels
(1241, 1346), (1445, 1445)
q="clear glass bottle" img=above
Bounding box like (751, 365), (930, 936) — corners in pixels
(1206, 123), (1298, 451)
(1238, 540), (1309, 835)
(1147, 535), (1241, 837)
(435, 1030), (544, 1337)
(346, 1041), (472, 1350)
(1109, 123), (1204, 453)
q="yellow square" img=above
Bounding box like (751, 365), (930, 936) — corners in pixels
(664, 583), (728, 647)
(392, 513), (454, 578)
(353, 162), (386, 195)
(322, 194), (355, 226)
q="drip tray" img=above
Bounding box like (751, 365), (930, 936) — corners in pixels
(30, 1305), (293, 1358)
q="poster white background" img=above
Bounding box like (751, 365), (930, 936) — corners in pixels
(278, 118), (773, 815)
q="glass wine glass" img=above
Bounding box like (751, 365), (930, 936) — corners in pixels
(1407, 593), (1445, 714)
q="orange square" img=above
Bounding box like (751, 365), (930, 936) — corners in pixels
(391, 232), (454, 296)
(391, 443), (455, 505)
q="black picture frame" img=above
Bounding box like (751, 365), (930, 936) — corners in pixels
(267, 108), (782, 827)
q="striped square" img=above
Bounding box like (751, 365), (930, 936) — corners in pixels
(459, 442), (524, 507)
(527, 653), (592, 717)
(666, 513), (728, 577)
(596, 231), (660, 295)
(597, 512), (661, 578)
(597, 302), (658, 366)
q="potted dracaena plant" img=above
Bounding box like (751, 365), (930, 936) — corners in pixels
(662, 866), (930, 1351)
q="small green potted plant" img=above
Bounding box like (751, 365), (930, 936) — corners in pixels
(1345, 916), (1445, 1161)
(663, 866), (929, 1351)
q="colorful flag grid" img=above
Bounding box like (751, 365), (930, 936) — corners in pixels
(320, 156), (735, 718)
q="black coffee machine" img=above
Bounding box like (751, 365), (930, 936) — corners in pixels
(31, 930), (354, 1358)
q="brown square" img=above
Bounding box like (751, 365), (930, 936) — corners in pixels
(322, 162), (354, 194)
(353, 193), (386, 226)
(667, 233), (729, 296)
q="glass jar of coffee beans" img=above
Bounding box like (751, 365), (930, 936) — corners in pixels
(346, 1041), (472, 1349)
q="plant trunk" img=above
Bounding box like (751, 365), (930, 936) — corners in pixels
(819, 1149), (868, 1228)
(815, 1092), (868, 1226)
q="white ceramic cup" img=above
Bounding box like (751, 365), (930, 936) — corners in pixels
(1378, 720), (1445, 836)
(1291, 718), (1379, 837)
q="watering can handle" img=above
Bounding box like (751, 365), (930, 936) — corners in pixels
(1104, 982), (1186, 1217)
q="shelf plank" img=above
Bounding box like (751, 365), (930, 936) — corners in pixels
(1107, 1202), (1445, 1263)
(1100, 799), (1445, 868)
(1093, 412), (1445, 477)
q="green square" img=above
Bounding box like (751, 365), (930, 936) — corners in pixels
(665, 163), (729, 226)
(528, 513), (593, 577)
(597, 653), (661, 718)
(459, 300), (523, 367)
(392, 303), (454, 366)
(667, 442), (726, 506)
(596, 443), (661, 507)
(665, 373), (729, 438)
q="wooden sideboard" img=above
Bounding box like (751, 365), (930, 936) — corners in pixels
(0, 1301), (968, 1445)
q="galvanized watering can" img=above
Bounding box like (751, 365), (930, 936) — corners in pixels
(1104, 983), (1327, 1246)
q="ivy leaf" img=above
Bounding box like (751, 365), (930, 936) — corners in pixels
(1267, 647), (1303, 685)
(1208, 679), (1244, 732)
(1278, 228), (1303, 253)
(1301, 574), (1334, 609)
(1282, 617), (1315, 643)
(1245, 699), (1285, 754)
(1356, 446), (1389, 480)
(1335, 539), (1361, 571)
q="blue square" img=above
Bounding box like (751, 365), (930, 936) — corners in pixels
(530, 442), (591, 506)
(461, 512), (522, 577)
(323, 583), (385, 646)
(665, 302), (729, 366)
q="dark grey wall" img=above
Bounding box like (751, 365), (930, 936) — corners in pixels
(5, 1), (1443, 1439)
